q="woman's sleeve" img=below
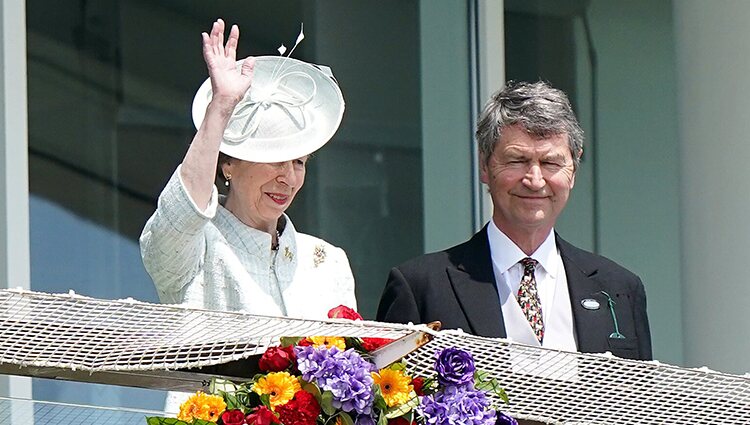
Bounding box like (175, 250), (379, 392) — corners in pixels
(139, 165), (219, 300)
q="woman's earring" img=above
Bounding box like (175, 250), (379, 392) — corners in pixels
(224, 175), (231, 187)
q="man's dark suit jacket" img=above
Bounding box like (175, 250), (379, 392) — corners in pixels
(376, 227), (652, 360)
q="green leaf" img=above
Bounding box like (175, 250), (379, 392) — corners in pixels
(336, 412), (355, 425)
(302, 382), (323, 404)
(372, 384), (388, 412)
(145, 417), (191, 425)
(231, 392), (248, 412)
(388, 362), (406, 371)
(222, 392), (242, 411)
(377, 412), (388, 425)
(320, 390), (336, 416)
(495, 387), (509, 404)
(344, 337), (376, 360)
(416, 377), (437, 396)
(192, 420), (216, 425)
(280, 336), (303, 347)
(344, 337), (363, 349)
(473, 370), (509, 404)
(260, 393), (271, 409)
(384, 390), (420, 419)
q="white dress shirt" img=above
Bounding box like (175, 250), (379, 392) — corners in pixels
(486, 222), (577, 351)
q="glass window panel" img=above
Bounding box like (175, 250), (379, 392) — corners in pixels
(26, 0), (472, 410)
(503, 0), (682, 366)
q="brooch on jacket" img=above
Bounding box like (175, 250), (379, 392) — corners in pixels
(313, 245), (326, 267)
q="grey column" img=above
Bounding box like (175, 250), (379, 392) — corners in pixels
(0, 0), (32, 402)
(675, 0), (750, 374)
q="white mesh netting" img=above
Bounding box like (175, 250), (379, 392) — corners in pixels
(0, 289), (412, 371)
(1, 289), (748, 424)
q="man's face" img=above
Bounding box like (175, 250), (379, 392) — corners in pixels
(480, 124), (577, 238)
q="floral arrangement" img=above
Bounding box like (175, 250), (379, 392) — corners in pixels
(147, 306), (517, 425)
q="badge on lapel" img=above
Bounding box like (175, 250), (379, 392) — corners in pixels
(580, 298), (600, 310)
(581, 292), (626, 340)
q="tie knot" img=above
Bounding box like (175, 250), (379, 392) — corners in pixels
(520, 257), (537, 274)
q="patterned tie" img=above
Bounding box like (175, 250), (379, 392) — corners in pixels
(518, 257), (544, 343)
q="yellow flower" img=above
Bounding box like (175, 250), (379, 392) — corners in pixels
(252, 371), (302, 409)
(177, 391), (226, 422)
(308, 336), (347, 350)
(372, 368), (414, 407)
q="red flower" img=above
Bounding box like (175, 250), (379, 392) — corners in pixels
(327, 305), (362, 320)
(246, 406), (279, 425)
(221, 409), (247, 425)
(361, 337), (394, 351)
(297, 338), (313, 347)
(259, 346), (296, 372)
(276, 390), (320, 425)
(411, 377), (425, 396)
(388, 418), (416, 425)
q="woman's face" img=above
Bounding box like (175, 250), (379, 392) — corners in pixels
(222, 156), (307, 231)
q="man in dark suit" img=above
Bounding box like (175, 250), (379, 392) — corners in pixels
(377, 81), (651, 360)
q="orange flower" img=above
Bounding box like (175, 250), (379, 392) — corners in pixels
(372, 368), (414, 407)
(177, 391), (226, 422)
(252, 371), (302, 409)
(307, 336), (346, 350)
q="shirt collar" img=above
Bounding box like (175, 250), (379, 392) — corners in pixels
(486, 221), (558, 278)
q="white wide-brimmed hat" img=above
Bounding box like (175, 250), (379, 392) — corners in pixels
(192, 56), (345, 163)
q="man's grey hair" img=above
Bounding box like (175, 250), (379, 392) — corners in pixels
(476, 80), (584, 168)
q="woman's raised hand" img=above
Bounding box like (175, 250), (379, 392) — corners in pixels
(180, 19), (255, 210)
(201, 18), (255, 106)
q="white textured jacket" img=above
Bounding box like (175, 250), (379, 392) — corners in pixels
(140, 165), (358, 319)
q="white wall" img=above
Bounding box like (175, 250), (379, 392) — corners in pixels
(555, 0), (684, 365)
(588, 0), (683, 366)
(674, 0), (750, 374)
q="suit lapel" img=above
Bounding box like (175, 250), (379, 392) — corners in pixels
(447, 228), (506, 338)
(558, 236), (612, 353)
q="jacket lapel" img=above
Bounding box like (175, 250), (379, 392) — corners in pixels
(557, 236), (611, 353)
(447, 228), (506, 338)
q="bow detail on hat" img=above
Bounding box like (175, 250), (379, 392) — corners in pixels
(223, 70), (318, 144)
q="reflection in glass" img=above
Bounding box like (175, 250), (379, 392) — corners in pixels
(27, 0), (428, 409)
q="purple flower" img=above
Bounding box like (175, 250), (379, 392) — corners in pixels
(434, 348), (475, 388)
(419, 385), (496, 425)
(295, 345), (375, 415)
(417, 385), (496, 425)
(495, 412), (518, 425)
(355, 414), (376, 425)
(295, 345), (335, 382)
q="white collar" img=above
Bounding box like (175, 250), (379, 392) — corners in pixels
(486, 221), (558, 278)
(215, 208), (299, 278)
